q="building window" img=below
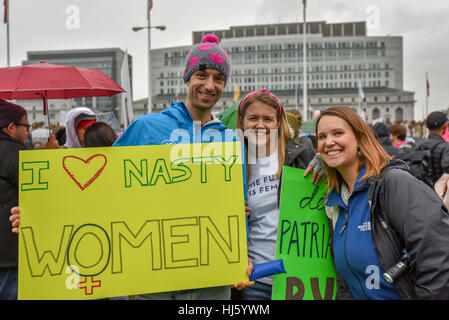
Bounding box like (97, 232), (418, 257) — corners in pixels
(372, 108), (380, 120)
(395, 107), (403, 121)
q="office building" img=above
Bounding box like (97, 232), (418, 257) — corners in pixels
(144, 21), (414, 122)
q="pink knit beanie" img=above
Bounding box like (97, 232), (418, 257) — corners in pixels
(183, 34), (230, 86)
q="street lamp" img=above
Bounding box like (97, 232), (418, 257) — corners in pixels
(132, 26), (166, 32)
(132, 24), (166, 114)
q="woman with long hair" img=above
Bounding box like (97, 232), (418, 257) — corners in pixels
(236, 89), (315, 299)
(316, 106), (449, 299)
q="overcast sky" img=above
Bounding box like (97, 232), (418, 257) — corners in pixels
(1, 0), (448, 120)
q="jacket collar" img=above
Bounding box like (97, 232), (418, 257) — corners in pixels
(326, 165), (368, 208)
(427, 133), (445, 142)
(169, 102), (227, 130)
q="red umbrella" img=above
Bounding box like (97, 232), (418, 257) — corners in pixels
(0, 62), (125, 133)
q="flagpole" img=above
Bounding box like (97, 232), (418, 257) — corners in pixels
(5, 0), (10, 67)
(425, 71), (429, 117)
(357, 80), (364, 114)
(302, 0), (308, 121)
(147, 0), (152, 114)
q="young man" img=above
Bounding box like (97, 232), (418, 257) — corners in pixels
(113, 34), (232, 147)
(0, 100), (31, 299)
(421, 111), (449, 184)
(10, 34), (253, 300)
(113, 34), (252, 299)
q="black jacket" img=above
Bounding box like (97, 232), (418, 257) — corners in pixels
(421, 134), (449, 183)
(378, 136), (406, 159)
(284, 138), (315, 169)
(327, 159), (449, 299)
(276, 138), (315, 205)
(0, 130), (30, 268)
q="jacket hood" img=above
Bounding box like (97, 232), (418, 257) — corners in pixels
(64, 107), (96, 148)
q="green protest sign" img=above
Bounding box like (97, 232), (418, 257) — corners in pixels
(272, 166), (337, 300)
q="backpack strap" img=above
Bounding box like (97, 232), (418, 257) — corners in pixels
(367, 166), (407, 266)
(367, 171), (390, 229)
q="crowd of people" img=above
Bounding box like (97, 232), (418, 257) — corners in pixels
(2, 33), (449, 300)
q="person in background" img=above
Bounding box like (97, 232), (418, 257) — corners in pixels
(0, 99), (31, 300)
(390, 123), (412, 153)
(236, 89), (315, 300)
(420, 111), (449, 185)
(316, 106), (449, 299)
(285, 112), (300, 142)
(371, 122), (405, 159)
(84, 122), (118, 147)
(54, 126), (66, 147)
(287, 109), (304, 134)
(43, 107), (96, 149)
(64, 107), (96, 148)
(285, 111), (314, 152)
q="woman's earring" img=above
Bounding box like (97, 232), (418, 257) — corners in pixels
(358, 147), (364, 159)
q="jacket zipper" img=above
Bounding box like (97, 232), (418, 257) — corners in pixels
(342, 201), (369, 299)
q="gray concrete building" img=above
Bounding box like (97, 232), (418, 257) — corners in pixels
(141, 20), (414, 122)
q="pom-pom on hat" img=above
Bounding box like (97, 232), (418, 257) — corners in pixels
(183, 34), (230, 86)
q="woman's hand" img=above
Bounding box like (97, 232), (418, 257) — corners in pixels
(304, 153), (326, 184)
(9, 206), (20, 234)
(244, 205), (252, 217)
(45, 134), (59, 149)
(435, 173), (449, 199)
(231, 258), (255, 290)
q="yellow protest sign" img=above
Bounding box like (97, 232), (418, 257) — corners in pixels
(18, 142), (248, 300)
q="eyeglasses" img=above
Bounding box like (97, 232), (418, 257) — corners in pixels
(14, 122), (31, 131)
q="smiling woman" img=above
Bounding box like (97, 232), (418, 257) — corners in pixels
(315, 106), (449, 300)
(315, 106), (390, 193)
(236, 89), (315, 300)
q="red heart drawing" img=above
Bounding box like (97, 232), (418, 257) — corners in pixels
(62, 154), (108, 191)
